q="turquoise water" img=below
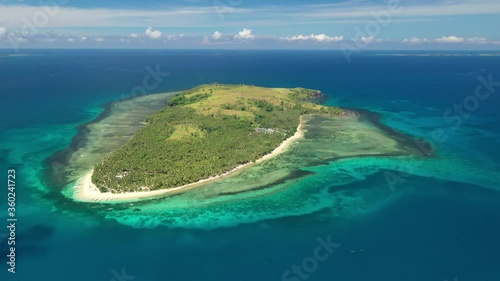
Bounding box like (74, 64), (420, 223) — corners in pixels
(0, 50), (499, 281)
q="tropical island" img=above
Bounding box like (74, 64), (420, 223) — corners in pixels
(76, 84), (341, 199)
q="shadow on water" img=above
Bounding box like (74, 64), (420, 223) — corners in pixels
(1, 224), (54, 258)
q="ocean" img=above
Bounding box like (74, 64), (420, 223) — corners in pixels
(0, 50), (499, 281)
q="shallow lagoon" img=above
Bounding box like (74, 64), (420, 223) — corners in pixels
(47, 92), (434, 229)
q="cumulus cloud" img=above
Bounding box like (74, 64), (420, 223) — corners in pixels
(234, 28), (254, 40)
(167, 34), (177, 40)
(435, 36), (465, 43)
(285, 34), (344, 43)
(145, 27), (162, 39)
(81, 36), (87, 41)
(402, 36), (493, 45)
(433, 36), (491, 44)
(130, 33), (138, 38)
(0, 26), (7, 37)
(95, 37), (104, 42)
(212, 31), (222, 40)
(435, 36), (496, 44)
(68, 38), (75, 42)
(358, 36), (377, 44)
(402, 37), (428, 44)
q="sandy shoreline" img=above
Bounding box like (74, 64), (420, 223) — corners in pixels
(71, 116), (305, 203)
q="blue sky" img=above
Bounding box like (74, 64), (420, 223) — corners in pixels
(0, 0), (499, 49)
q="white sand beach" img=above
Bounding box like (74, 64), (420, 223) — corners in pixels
(72, 117), (305, 203)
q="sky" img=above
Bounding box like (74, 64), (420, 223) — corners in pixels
(0, 0), (499, 50)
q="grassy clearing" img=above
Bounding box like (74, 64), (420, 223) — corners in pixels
(169, 124), (205, 140)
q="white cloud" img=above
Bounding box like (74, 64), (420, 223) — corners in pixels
(466, 37), (488, 44)
(0, 2), (500, 31)
(435, 36), (492, 44)
(234, 28), (255, 40)
(292, 1), (500, 20)
(95, 37), (104, 42)
(81, 36), (87, 41)
(403, 36), (493, 45)
(402, 37), (428, 44)
(0, 26), (7, 37)
(130, 33), (138, 38)
(212, 31), (222, 40)
(434, 36), (491, 44)
(68, 38), (75, 42)
(358, 36), (376, 44)
(435, 36), (465, 43)
(145, 27), (162, 39)
(285, 34), (344, 42)
(0, 5), (252, 30)
(202, 36), (209, 44)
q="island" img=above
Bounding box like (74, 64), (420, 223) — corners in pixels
(74, 84), (342, 201)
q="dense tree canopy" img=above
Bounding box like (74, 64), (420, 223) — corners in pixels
(92, 84), (341, 193)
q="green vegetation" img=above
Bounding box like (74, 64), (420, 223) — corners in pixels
(167, 92), (211, 106)
(92, 84), (341, 193)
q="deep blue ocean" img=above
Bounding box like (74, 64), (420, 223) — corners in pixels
(0, 50), (499, 281)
